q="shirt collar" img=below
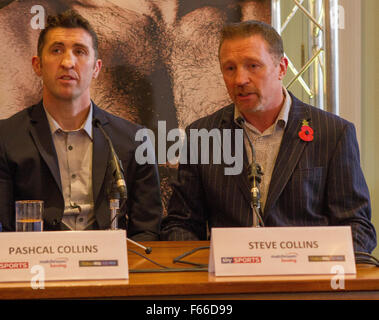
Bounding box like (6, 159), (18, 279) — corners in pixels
(44, 102), (93, 139)
(234, 86), (292, 131)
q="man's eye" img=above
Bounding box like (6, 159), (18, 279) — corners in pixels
(75, 49), (87, 56)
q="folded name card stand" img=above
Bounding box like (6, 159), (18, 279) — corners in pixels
(209, 226), (356, 276)
(0, 230), (128, 282)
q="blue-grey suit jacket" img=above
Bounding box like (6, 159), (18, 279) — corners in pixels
(0, 101), (162, 240)
(161, 93), (377, 253)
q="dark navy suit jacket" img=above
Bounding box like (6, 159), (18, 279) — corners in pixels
(0, 101), (162, 240)
(161, 93), (377, 253)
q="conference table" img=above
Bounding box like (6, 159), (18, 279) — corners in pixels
(0, 241), (378, 299)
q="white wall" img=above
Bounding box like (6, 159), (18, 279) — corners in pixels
(361, 0), (379, 257)
(339, 0), (361, 143)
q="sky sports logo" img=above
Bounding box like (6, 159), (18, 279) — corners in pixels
(221, 256), (262, 264)
(0, 262), (29, 269)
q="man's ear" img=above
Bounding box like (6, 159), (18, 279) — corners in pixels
(278, 56), (288, 80)
(92, 59), (102, 79)
(32, 56), (42, 77)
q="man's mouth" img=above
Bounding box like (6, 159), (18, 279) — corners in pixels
(237, 92), (257, 99)
(59, 75), (77, 80)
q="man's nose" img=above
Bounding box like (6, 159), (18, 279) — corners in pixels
(61, 51), (75, 69)
(234, 67), (250, 87)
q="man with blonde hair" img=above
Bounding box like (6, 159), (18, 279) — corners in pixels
(161, 20), (376, 253)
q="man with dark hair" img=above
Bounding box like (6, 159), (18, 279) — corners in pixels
(161, 20), (377, 253)
(37, 9), (99, 59)
(0, 10), (162, 240)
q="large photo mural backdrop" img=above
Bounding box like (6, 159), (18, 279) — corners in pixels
(0, 0), (271, 214)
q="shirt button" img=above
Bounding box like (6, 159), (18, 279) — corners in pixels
(78, 217), (84, 223)
(71, 174), (76, 179)
(68, 145), (73, 151)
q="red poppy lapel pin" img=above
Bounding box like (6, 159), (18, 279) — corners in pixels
(298, 119), (314, 142)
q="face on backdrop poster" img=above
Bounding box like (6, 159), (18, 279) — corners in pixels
(0, 0), (271, 213)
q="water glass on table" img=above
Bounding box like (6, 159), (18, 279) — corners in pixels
(15, 200), (44, 232)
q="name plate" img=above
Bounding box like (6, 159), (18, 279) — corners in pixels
(0, 230), (128, 282)
(208, 226), (356, 276)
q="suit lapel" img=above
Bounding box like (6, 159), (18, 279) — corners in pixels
(29, 102), (110, 209)
(219, 105), (251, 204)
(264, 95), (310, 212)
(92, 104), (110, 204)
(28, 102), (62, 192)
